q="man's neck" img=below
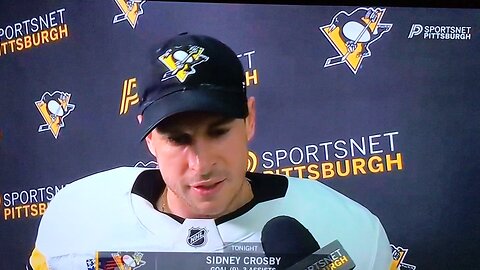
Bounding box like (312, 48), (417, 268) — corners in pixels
(158, 178), (253, 219)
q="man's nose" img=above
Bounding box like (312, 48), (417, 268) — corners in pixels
(187, 139), (216, 178)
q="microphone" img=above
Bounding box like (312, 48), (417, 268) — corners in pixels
(261, 216), (355, 270)
(261, 216), (320, 269)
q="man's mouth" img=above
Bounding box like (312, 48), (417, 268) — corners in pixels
(191, 179), (225, 194)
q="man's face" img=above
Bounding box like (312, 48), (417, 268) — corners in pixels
(145, 97), (256, 218)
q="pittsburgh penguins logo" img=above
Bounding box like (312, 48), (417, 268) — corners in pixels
(102, 252), (146, 270)
(35, 91), (75, 138)
(320, 7), (392, 74)
(112, 0), (146, 29)
(158, 45), (209, 83)
(390, 245), (417, 270)
(186, 227), (208, 248)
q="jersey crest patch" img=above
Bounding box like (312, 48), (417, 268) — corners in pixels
(186, 227), (208, 247)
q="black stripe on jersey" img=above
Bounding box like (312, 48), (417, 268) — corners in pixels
(132, 169), (164, 208)
(215, 172), (288, 225)
(131, 170), (288, 224)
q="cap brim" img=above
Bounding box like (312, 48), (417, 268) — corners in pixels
(139, 87), (247, 141)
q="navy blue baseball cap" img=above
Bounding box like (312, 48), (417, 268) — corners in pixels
(138, 33), (248, 141)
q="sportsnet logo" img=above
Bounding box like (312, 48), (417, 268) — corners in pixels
(247, 150), (258, 172)
(251, 131), (403, 180)
(2, 185), (64, 221)
(119, 77), (139, 115)
(237, 50), (260, 88)
(113, 0), (147, 29)
(320, 7), (392, 74)
(0, 8), (68, 57)
(408, 24), (471, 40)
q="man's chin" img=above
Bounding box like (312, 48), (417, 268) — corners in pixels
(192, 203), (226, 219)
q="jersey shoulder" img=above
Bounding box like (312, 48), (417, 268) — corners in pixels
(285, 176), (376, 220)
(284, 177), (392, 269)
(282, 176), (384, 240)
(34, 167), (151, 256)
(58, 166), (148, 196)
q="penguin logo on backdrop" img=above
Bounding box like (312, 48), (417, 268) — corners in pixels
(390, 245), (416, 270)
(35, 91), (75, 139)
(320, 7), (392, 74)
(112, 0), (146, 29)
(187, 227), (208, 247)
(158, 45), (209, 83)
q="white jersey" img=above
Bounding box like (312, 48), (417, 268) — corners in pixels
(29, 167), (392, 270)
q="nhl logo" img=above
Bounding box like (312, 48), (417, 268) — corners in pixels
(186, 227), (208, 247)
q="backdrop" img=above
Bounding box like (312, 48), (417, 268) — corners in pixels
(1, 1), (479, 269)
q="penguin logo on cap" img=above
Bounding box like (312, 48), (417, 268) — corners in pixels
(320, 7), (392, 74)
(158, 45), (209, 83)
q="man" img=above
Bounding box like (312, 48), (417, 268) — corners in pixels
(29, 33), (393, 269)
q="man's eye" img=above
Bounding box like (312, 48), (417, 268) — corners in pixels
(168, 134), (191, 145)
(209, 128), (229, 137)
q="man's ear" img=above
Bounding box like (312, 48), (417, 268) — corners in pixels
(138, 114), (157, 156)
(144, 131), (157, 158)
(245, 96), (256, 141)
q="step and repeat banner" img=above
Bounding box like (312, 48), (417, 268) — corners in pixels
(1, 1), (479, 269)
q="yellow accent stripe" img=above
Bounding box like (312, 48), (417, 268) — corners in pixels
(29, 248), (49, 270)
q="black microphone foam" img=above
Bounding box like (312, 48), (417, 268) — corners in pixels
(261, 215), (320, 269)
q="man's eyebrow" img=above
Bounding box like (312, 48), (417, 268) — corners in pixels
(209, 117), (235, 127)
(156, 116), (235, 134)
